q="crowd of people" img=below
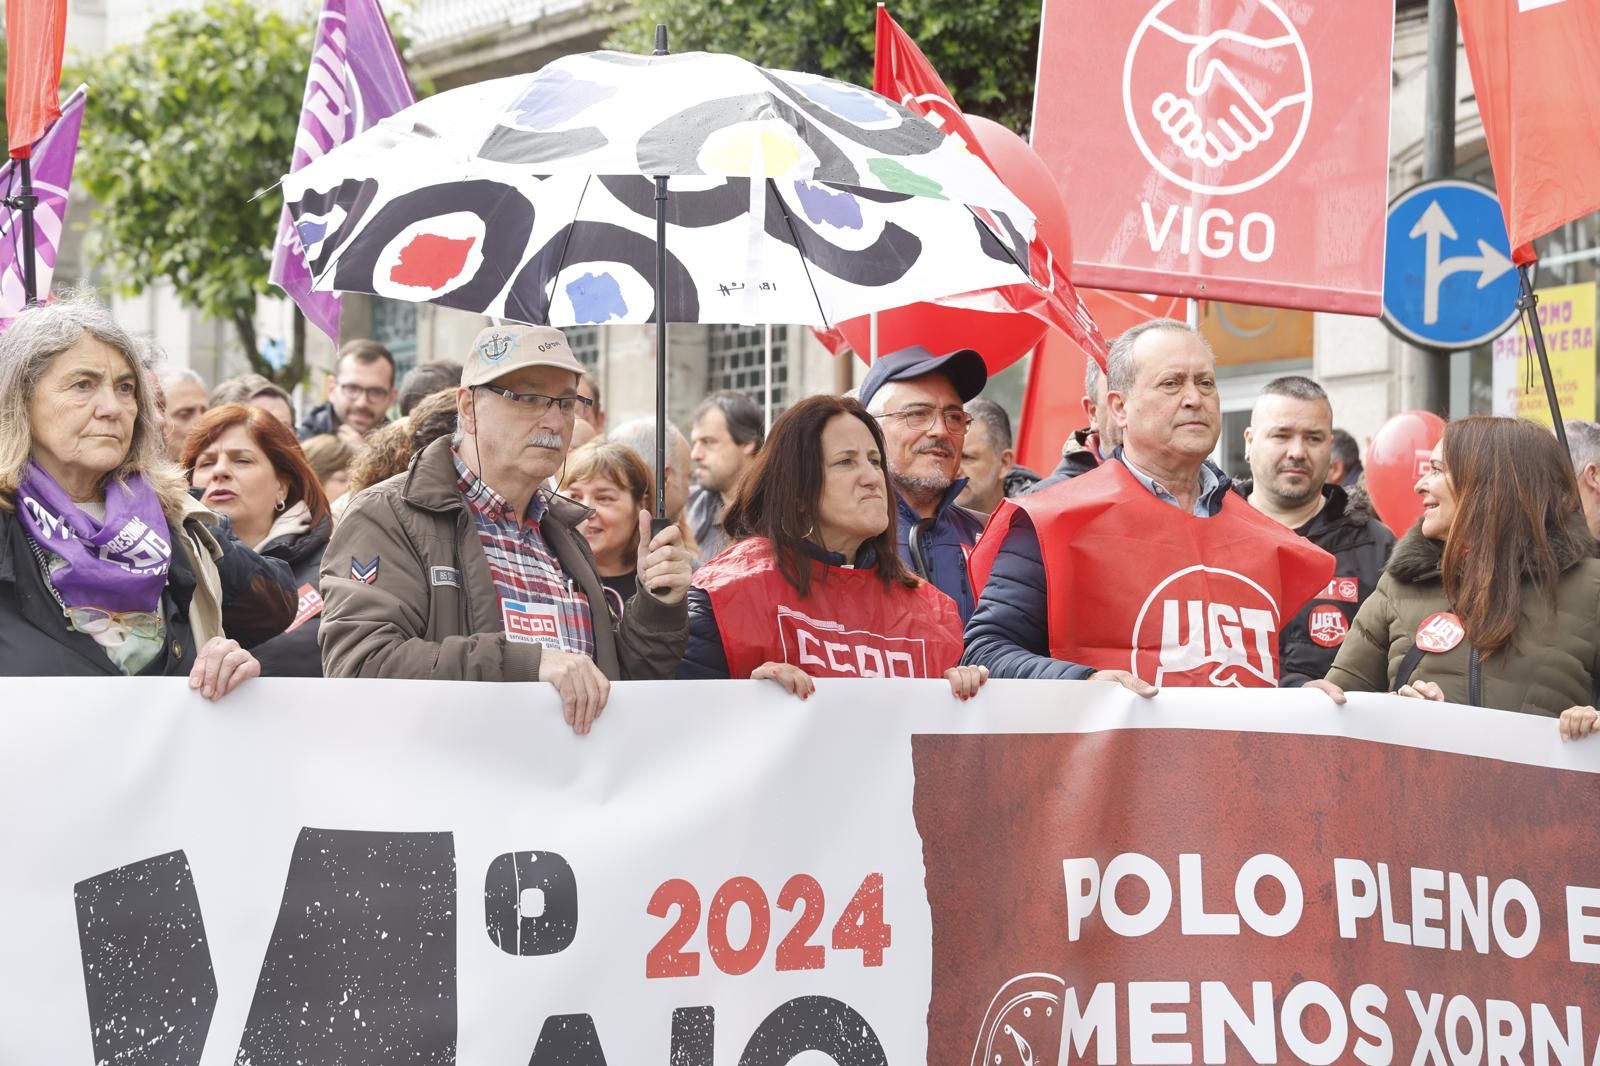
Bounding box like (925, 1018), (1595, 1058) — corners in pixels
(3, 296), (1597, 741)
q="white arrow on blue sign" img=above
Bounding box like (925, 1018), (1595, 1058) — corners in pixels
(1381, 179), (1521, 350)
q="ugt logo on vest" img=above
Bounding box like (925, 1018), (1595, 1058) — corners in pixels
(1130, 565), (1281, 687)
(777, 607), (928, 678)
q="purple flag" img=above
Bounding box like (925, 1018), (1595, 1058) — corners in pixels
(271, 0), (415, 342)
(0, 85), (85, 329)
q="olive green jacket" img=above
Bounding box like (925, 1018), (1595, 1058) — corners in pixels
(1325, 516), (1600, 716)
(319, 438), (687, 681)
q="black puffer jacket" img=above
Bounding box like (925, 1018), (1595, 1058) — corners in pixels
(1234, 482), (1396, 686)
(1002, 465), (1042, 497)
(1023, 428), (1103, 496)
(251, 516), (333, 677)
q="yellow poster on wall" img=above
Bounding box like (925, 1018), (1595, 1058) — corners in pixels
(1491, 282), (1596, 426)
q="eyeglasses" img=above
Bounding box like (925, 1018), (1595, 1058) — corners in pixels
(65, 606), (161, 648)
(336, 382), (393, 405)
(477, 383), (595, 419)
(876, 405), (974, 434)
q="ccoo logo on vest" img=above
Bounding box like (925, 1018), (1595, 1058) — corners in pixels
(777, 607), (929, 679)
(1130, 565), (1281, 686)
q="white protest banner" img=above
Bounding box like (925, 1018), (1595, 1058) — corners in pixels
(3, 678), (1599, 1065)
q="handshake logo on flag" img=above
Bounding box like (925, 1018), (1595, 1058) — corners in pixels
(1124, 0), (1312, 196)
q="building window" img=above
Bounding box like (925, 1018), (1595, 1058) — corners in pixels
(707, 324), (788, 407)
(566, 325), (601, 371)
(370, 298), (418, 377)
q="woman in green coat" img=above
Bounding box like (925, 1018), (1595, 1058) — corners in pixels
(1309, 416), (1600, 738)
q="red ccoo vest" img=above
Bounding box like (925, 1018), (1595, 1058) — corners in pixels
(696, 538), (965, 681)
(969, 461), (1334, 687)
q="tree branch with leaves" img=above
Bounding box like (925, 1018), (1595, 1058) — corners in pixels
(74, 1), (310, 387)
(607, 0), (1042, 134)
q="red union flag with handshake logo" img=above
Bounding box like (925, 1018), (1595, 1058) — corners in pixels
(1033, 0), (1394, 313)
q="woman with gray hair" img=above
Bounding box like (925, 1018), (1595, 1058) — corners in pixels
(0, 298), (297, 695)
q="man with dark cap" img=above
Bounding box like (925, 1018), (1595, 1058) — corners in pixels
(860, 344), (989, 621)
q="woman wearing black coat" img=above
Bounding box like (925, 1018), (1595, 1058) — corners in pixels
(184, 404), (333, 677)
(0, 300), (293, 693)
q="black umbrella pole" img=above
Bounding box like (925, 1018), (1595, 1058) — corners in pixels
(648, 22), (672, 600)
(1518, 265), (1571, 456)
(654, 173), (669, 528)
(18, 156), (38, 305)
(652, 23), (670, 533)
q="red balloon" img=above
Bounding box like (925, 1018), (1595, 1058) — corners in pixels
(1366, 410), (1446, 536)
(827, 113), (1070, 374)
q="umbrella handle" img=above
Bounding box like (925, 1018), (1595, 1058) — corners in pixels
(649, 515), (674, 597)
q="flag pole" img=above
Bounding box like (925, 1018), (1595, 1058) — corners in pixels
(763, 322), (773, 433)
(14, 155), (39, 305)
(1516, 265), (1570, 455)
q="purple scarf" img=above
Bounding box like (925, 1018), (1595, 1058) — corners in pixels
(16, 461), (173, 612)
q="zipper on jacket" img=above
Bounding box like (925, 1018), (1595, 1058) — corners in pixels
(1468, 647), (1482, 707)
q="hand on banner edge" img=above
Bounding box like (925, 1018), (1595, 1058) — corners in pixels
(1304, 679), (1347, 705)
(944, 665), (989, 701)
(1398, 680), (1445, 702)
(1560, 705), (1600, 741)
(539, 649), (611, 735)
(188, 637), (260, 701)
(752, 661), (814, 700)
(1090, 669), (1158, 698)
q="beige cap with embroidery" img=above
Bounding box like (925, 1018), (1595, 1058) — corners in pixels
(461, 324), (584, 388)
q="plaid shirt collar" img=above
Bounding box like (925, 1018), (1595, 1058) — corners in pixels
(452, 450), (548, 527)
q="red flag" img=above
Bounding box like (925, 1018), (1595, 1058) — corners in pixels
(5, 0), (69, 158)
(1014, 291), (1185, 474)
(1033, 0), (1393, 314)
(1455, 0), (1600, 265)
(866, 6), (1106, 365)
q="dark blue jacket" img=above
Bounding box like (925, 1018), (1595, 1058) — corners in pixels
(895, 481), (985, 623)
(961, 456), (1234, 679)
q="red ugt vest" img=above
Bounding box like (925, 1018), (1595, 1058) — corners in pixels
(969, 461), (1334, 687)
(695, 538), (965, 680)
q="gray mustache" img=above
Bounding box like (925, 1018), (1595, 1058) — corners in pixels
(529, 433), (564, 449)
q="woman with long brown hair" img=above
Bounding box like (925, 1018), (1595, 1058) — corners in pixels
(1311, 416), (1600, 732)
(677, 394), (987, 699)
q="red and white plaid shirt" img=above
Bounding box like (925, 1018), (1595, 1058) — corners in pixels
(453, 451), (595, 657)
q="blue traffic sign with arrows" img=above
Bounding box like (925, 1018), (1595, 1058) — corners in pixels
(1381, 179), (1520, 350)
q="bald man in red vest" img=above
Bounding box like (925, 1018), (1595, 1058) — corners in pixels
(964, 319), (1334, 694)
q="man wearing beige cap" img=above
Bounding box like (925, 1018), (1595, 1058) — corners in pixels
(320, 324), (692, 733)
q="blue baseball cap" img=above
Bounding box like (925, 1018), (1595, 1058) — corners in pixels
(857, 345), (988, 410)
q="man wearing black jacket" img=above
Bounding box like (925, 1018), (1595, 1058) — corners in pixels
(1239, 376), (1395, 687)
